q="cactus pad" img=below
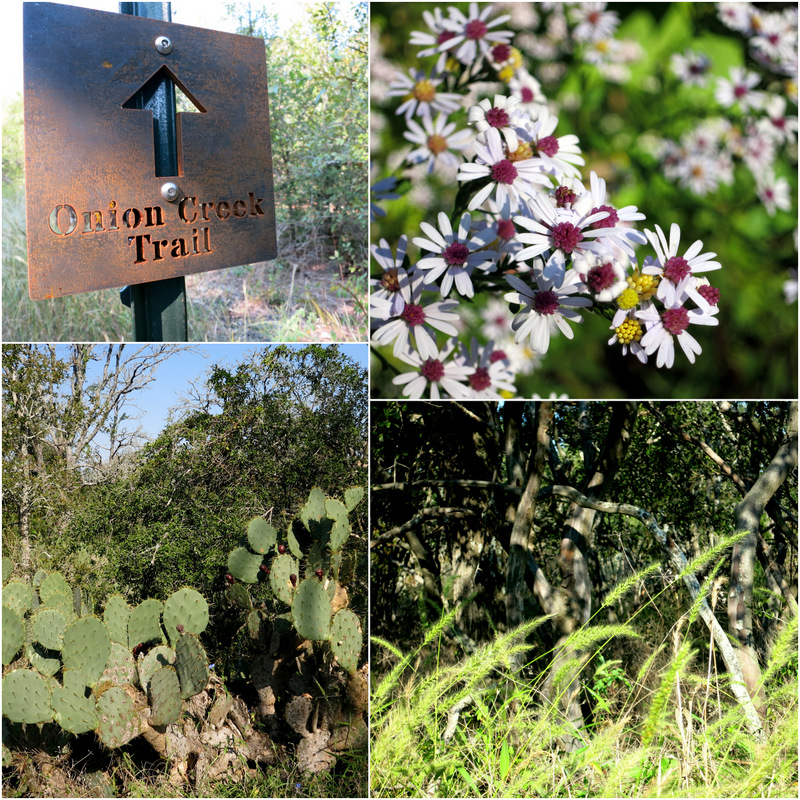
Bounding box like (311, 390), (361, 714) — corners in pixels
(227, 546), (263, 584)
(292, 578), (331, 641)
(39, 572), (71, 604)
(3, 605), (24, 665)
(32, 608), (68, 651)
(228, 582), (252, 610)
(137, 645), (176, 693)
(163, 588), (209, 646)
(331, 609), (362, 673)
(41, 589), (76, 623)
(2, 669), (53, 723)
(127, 598), (165, 650)
(270, 553), (299, 606)
(300, 487), (327, 529)
(52, 686), (98, 734)
(62, 616), (111, 686)
(26, 641), (62, 677)
(148, 665), (182, 726)
(175, 633), (209, 699)
(2, 557), (11, 584)
(2, 579), (33, 616)
(96, 686), (141, 748)
(103, 595), (130, 646)
(100, 642), (137, 688)
(344, 486), (365, 512)
(247, 518), (277, 554)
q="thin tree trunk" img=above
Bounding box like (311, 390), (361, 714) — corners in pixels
(543, 484), (766, 742)
(728, 401), (797, 718)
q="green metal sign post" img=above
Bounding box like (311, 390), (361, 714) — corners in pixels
(119, 1), (188, 341)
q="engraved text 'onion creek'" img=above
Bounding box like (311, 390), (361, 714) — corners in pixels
(47, 192), (266, 264)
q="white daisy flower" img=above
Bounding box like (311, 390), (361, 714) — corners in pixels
(387, 68), (462, 121)
(642, 223), (721, 307)
(392, 339), (472, 400)
(414, 211), (497, 298)
(569, 2), (620, 43)
(457, 128), (551, 215)
(370, 236), (410, 319)
(371, 275), (460, 360)
(714, 67), (764, 112)
(404, 114), (473, 173)
(670, 50), (712, 87)
(456, 338), (518, 398)
(504, 260), (593, 354)
(437, 3), (514, 69)
(636, 281), (719, 368)
(520, 107), (585, 179)
(468, 94), (525, 152)
(756, 171), (792, 217)
(514, 191), (616, 282)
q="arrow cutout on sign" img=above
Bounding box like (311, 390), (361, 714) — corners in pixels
(122, 66), (206, 178)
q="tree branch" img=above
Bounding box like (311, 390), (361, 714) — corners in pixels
(541, 483), (766, 742)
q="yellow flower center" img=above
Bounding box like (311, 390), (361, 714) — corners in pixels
(426, 133), (448, 155)
(413, 79), (436, 103)
(508, 47), (523, 70)
(497, 65), (515, 83)
(508, 141), (533, 162)
(616, 287), (640, 310)
(626, 270), (660, 302)
(614, 317), (643, 344)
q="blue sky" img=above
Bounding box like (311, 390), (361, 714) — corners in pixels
(67, 343), (367, 446)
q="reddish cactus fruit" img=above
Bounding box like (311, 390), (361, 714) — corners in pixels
(278, 544), (287, 554)
(259, 563), (269, 573)
(315, 568), (324, 580)
(225, 573), (234, 584)
(176, 623), (184, 634)
(289, 574), (297, 587)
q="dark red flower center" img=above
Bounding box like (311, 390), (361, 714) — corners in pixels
(401, 303), (426, 326)
(663, 256), (691, 284)
(496, 218), (516, 240)
(585, 262), (617, 293)
(661, 307), (690, 335)
(697, 284), (720, 306)
(536, 136), (559, 157)
(492, 158), (518, 184)
(489, 349), (507, 363)
(521, 87), (534, 103)
(734, 84), (748, 98)
(550, 222), (583, 254)
(486, 106), (510, 128)
(443, 242), (470, 266)
(437, 30), (457, 45)
(533, 289), (559, 315)
(590, 205), (619, 229)
(555, 186), (577, 208)
(421, 358), (445, 382)
(465, 19), (489, 40)
(492, 43), (511, 62)
(469, 366), (492, 391)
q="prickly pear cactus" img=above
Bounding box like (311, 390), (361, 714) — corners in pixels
(2, 668), (53, 724)
(1, 565), (213, 756)
(224, 486), (365, 674)
(163, 587), (209, 645)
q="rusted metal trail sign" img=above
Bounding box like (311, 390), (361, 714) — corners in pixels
(23, 2), (277, 318)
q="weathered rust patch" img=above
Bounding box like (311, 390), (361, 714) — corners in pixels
(23, 3), (276, 300)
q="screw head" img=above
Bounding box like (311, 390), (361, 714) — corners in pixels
(161, 182), (179, 202)
(154, 36), (173, 55)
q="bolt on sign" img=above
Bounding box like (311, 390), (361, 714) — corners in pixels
(23, 3), (277, 300)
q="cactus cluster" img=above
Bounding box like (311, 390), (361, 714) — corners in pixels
(2, 566), (211, 748)
(226, 486), (365, 673)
